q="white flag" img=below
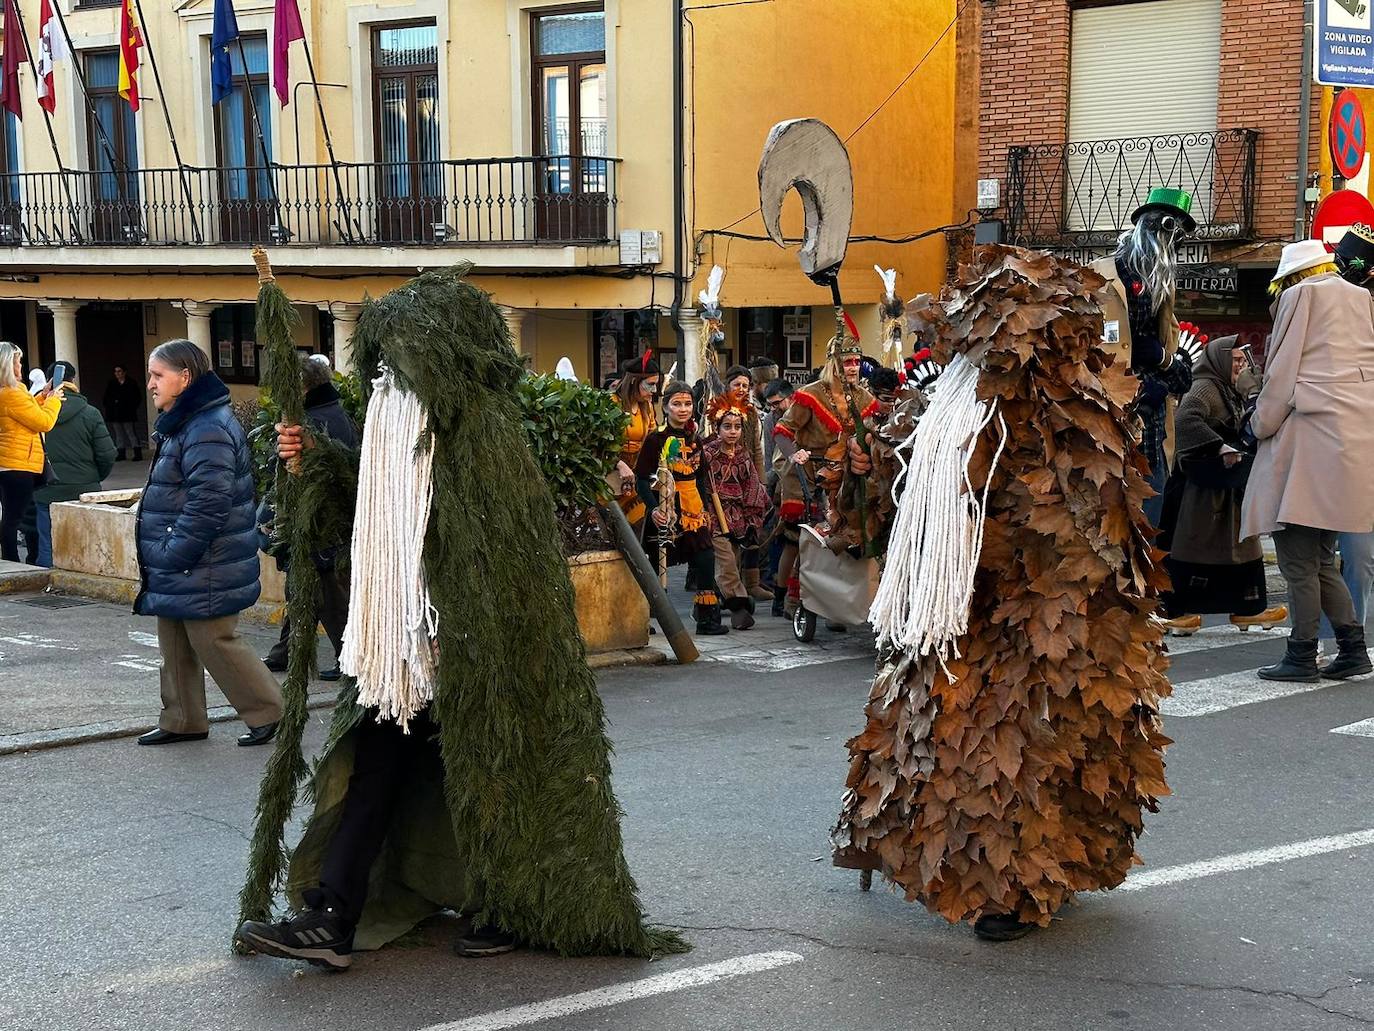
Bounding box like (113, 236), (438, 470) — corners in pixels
(36, 0), (68, 113)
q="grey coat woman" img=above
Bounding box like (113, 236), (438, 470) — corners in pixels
(1159, 337), (1284, 632)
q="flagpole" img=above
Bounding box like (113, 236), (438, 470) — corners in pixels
(231, 35), (280, 210)
(293, 14), (356, 241)
(9, 0), (82, 243)
(48, 0), (130, 179)
(130, 0), (202, 243)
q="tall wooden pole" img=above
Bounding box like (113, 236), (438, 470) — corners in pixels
(10, 0), (82, 242)
(129, 0), (203, 242)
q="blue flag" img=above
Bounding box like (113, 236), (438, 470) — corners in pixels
(211, 0), (239, 104)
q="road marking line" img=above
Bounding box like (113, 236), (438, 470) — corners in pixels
(1332, 717), (1374, 737)
(1122, 829), (1374, 892)
(1162, 624), (1286, 655)
(128, 631), (160, 648)
(0, 633), (77, 651)
(420, 950), (805, 1031)
(1161, 669), (1330, 717)
(726, 648), (868, 673)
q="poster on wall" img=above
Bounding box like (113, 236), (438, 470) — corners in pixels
(217, 341), (234, 368)
(241, 340), (256, 367)
(786, 336), (808, 369)
(1315, 0), (1374, 86)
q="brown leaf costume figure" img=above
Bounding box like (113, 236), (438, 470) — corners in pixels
(832, 246), (1173, 938)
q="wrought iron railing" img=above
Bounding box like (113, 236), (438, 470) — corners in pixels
(1005, 129), (1258, 249)
(0, 155), (620, 248)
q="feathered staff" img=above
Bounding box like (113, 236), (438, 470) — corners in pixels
(653, 436), (680, 588)
(697, 265), (728, 400)
(875, 266), (905, 370)
(236, 247), (316, 940)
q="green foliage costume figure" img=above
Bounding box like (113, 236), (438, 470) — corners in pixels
(236, 263), (685, 959)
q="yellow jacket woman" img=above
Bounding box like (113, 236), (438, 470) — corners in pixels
(0, 340), (63, 562)
(0, 382), (62, 473)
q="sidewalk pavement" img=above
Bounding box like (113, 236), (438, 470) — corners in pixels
(0, 590), (337, 755)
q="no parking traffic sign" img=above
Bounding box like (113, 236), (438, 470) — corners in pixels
(1331, 88), (1368, 178)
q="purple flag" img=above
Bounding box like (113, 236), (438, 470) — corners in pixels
(272, 0), (303, 107)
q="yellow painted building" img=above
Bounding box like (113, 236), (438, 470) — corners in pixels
(0, 0), (959, 429)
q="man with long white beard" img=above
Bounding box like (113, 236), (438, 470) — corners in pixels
(1090, 188), (1206, 524)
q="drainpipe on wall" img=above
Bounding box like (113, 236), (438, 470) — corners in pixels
(1296, 0), (1315, 240)
(671, 0), (687, 358)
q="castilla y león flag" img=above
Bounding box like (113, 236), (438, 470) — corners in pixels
(117, 0), (142, 111)
(272, 0), (304, 106)
(36, 0), (68, 114)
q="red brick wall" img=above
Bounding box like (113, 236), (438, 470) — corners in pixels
(1217, 0), (1316, 245)
(978, 0), (1072, 184)
(976, 0), (1316, 255)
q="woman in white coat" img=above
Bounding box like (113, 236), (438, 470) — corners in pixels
(1241, 235), (1374, 683)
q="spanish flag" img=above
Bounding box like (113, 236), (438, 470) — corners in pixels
(117, 0), (142, 111)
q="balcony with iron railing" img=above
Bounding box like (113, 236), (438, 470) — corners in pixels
(0, 154), (620, 250)
(1004, 129), (1258, 250)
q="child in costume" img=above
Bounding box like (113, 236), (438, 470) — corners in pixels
(636, 380), (729, 636)
(233, 265), (685, 969)
(611, 351), (661, 537)
(703, 392), (771, 630)
(833, 246), (1172, 943)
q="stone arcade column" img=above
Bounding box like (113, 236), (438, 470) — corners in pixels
(676, 309), (703, 385)
(321, 302), (363, 374)
(496, 304), (528, 361)
(40, 300), (84, 369)
(174, 301), (216, 362)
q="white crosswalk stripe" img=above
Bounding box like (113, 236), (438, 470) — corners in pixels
(1161, 623), (1286, 655)
(1331, 717), (1374, 738)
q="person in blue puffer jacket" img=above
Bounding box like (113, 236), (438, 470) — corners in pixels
(133, 339), (283, 748)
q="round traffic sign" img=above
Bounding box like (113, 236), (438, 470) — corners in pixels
(1312, 188), (1374, 251)
(1331, 88), (1367, 180)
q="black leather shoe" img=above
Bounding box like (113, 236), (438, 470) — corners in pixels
(138, 728), (208, 746)
(973, 913), (1038, 942)
(318, 666), (342, 682)
(263, 656), (288, 673)
(238, 722), (279, 747)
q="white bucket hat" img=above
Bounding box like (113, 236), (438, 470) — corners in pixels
(1271, 239), (1332, 282)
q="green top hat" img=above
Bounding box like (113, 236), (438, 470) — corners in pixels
(1131, 187), (1196, 232)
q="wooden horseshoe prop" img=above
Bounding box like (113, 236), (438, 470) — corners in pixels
(757, 118), (854, 297)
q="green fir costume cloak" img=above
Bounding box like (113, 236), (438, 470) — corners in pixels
(264, 264), (684, 957)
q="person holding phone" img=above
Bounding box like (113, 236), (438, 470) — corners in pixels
(0, 341), (66, 562)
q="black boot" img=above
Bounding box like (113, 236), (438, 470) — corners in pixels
(724, 597), (755, 630)
(771, 587), (786, 617)
(132, 448), (143, 462)
(1321, 625), (1373, 680)
(1258, 638), (1320, 683)
(115, 448), (127, 461)
(694, 599), (729, 636)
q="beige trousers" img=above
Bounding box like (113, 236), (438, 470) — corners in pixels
(713, 535), (747, 601)
(156, 614), (283, 733)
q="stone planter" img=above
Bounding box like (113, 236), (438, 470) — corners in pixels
(49, 490), (286, 616)
(49, 492), (654, 663)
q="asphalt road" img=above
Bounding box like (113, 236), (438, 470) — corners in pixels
(3, 606), (1374, 1031)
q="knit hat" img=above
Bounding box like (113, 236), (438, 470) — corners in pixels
(723, 364), (751, 385)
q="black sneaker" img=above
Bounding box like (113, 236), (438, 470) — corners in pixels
(236, 903), (354, 970)
(453, 924), (519, 958)
(264, 656), (288, 674)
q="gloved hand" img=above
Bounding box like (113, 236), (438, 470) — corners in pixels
(1239, 400), (1258, 452)
(1177, 322), (1208, 368)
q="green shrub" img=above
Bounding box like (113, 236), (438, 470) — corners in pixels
(516, 373), (629, 516)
